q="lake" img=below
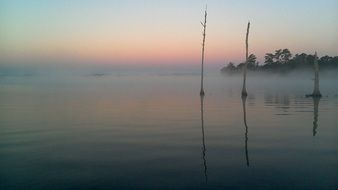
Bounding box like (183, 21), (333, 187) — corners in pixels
(1, 71), (338, 190)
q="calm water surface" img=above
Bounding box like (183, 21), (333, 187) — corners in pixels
(1, 73), (338, 190)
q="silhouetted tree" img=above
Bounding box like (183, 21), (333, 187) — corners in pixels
(221, 62), (237, 73)
(242, 21), (250, 97)
(221, 48), (338, 74)
(200, 6), (207, 96)
(264, 53), (274, 66)
(319, 55), (338, 68)
(247, 54), (257, 69)
(320, 55), (332, 63)
(312, 52), (321, 97)
(280, 49), (292, 64)
(274, 49), (283, 64)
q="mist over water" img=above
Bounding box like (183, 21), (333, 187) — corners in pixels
(1, 0), (337, 188)
(1, 65), (338, 190)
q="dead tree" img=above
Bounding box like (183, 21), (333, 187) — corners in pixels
(312, 52), (322, 97)
(241, 22), (250, 97)
(200, 6), (207, 96)
(306, 52), (322, 97)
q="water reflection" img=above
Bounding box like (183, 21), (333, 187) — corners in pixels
(241, 96), (250, 167)
(264, 94), (290, 115)
(200, 95), (208, 183)
(312, 97), (320, 136)
(247, 94), (256, 106)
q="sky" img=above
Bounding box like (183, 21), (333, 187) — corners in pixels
(0, 0), (337, 67)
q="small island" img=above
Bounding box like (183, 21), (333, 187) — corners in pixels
(221, 49), (338, 74)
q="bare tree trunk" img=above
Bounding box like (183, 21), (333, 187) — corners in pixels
(242, 22), (250, 97)
(312, 52), (321, 97)
(200, 7), (207, 96)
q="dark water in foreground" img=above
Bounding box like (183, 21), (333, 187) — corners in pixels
(0, 73), (338, 190)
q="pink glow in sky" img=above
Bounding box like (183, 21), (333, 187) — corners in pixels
(1, 0), (337, 66)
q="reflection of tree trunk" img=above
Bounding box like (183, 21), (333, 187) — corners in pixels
(241, 96), (249, 167)
(200, 95), (208, 183)
(242, 22), (250, 97)
(312, 97), (320, 136)
(312, 52), (321, 97)
(200, 7), (207, 96)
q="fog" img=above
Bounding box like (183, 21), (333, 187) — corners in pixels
(1, 62), (337, 98)
(0, 62), (221, 77)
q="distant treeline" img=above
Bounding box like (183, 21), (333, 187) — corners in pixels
(221, 49), (338, 74)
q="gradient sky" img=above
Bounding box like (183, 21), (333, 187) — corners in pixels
(1, 0), (337, 66)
